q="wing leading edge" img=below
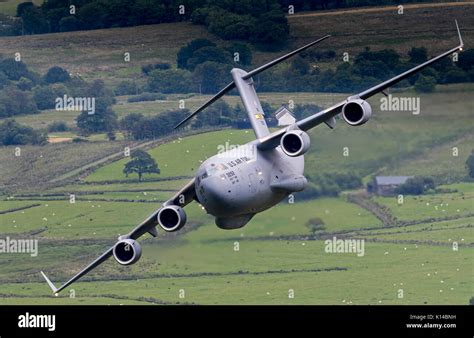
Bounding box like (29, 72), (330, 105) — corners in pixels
(41, 178), (196, 294)
(257, 21), (465, 151)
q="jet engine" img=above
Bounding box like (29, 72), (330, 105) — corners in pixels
(113, 239), (142, 265)
(157, 205), (187, 232)
(280, 130), (311, 157)
(341, 99), (372, 126)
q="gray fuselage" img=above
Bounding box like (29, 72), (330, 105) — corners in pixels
(194, 143), (306, 229)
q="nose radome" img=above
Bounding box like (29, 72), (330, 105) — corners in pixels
(203, 176), (229, 202)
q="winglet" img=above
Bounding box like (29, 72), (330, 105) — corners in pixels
(455, 20), (464, 50)
(40, 271), (59, 295)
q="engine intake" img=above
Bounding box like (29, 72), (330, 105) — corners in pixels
(342, 99), (372, 126)
(113, 239), (142, 265)
(157, 205), (186, 232)
(280, 130), (311, 157)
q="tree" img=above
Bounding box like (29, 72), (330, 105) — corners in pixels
(120, 113), (144, 138)
(291, 56), (310, 75)
(0, 119), (46, 145)
(115, 80), (140, 95)
(186, 46), (231, 70)
(414, 75), (436, 93)
(0, 87), (38, 117)
(16, 2), (34, 17)
(408, 47), (428, 64)
(457, 49), (474, 71)
(227, 42), (252, 66)
(33, 85), (57, 110)
(44, 66), (70, 84)
(17, 77), (34, 91)
(59, 16), (80, 32)
(192, 61), (231, 94)
(396, 176), (435, 195)
(123, 149), (160, 181)
(0, 58), (30, 81)
(48, 121), (69, 132)
(76, 99), (118, 133)
(177, 39), (215, 69)
(20, 5), (49, 34)
(466, 150), (474, 179)
(147, 69), (193, 93)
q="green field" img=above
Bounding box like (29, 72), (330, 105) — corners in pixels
(0, 3), (473, 305)
(0, 122), (472, 304)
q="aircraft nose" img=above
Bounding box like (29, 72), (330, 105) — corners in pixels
(204, 177), (224, 199)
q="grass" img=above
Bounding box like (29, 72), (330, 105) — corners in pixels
(49, 179), (191, 193)
(0, 3), (472, 87)
(85, 129), (255, 182)
(0, 240), (471, 305)
(1, 3), (473, 305)
(0, 141), (132, 194)
(373, 188), (474, 222)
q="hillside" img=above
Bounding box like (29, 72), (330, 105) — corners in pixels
(0, 2), (472, 86)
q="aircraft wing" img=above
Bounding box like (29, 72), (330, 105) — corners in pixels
(257, 21), (464, 151)
(41, 178), (196, 294)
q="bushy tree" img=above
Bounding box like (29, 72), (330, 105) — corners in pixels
(123, 149), (160, 181)
(414, 75), (436, 93)
(141, 62), (171, 75)
(115, 80), (140, 95)
(227, 42), (252, 66)
(177, 39), (215, 69)
(121, 110), (188, 140)
(0, 87), (38, 117)
(147, 69), (194, 93)
(47, 121), (69, 132)
(59, 16), (80, 32)
(408, 47), (427, 64)
(457, 49), (474, 72)
(76, 99), (118, 133)
(44, 66), (70, 84)
(33, 85), (55, 110)
(0, 119), (46, 145)
(466, 150), (474, 179)
(20, 5), (49, 34)
(186, 46), (231, 71)
(192, 61), (231, 94)
(0, 59), (30, 81)
(17, 77), (34, 91)
(396, 176), (435, 195)
(16, 1), (34, 17)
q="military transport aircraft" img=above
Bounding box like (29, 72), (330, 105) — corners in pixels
(41, 22), (464, 294)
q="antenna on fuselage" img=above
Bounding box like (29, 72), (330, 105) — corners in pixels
(174, 35), (331, 129)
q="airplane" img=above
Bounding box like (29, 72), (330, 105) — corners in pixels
(41, 21), (464, 294)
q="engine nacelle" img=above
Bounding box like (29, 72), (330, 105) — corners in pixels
(341, 99), (372, 126)
(280, 130), (311, 157)
(113, 239), (142, 266)
(157, 205), (186, 232)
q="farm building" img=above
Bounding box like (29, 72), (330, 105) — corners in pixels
(370, 176), (413, 196)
